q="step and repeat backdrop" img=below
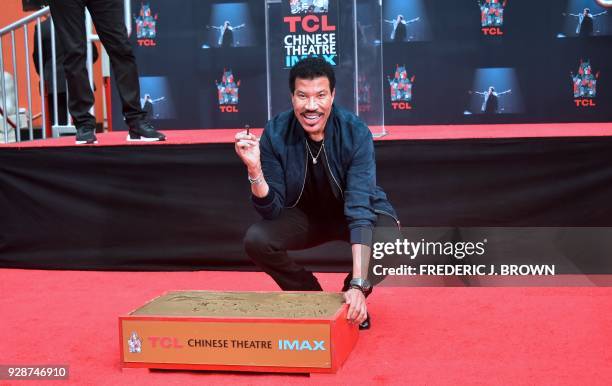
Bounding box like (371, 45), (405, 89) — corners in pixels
(112, 0), (612, 132)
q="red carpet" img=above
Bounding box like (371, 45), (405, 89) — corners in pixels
(1, 269), (611, 385)
(3, 122), (612, 148)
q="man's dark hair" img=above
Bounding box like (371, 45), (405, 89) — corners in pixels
(289, 57), (336, 94)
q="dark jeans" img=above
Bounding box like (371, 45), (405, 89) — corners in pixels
(244, 208), (399, 292)
(48, 0), (145, 128)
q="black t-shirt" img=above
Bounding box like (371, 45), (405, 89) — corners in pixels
(297, 137), (344, 222)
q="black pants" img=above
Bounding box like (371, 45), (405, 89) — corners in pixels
(48, 0), (145, 128)
(244, 208), (399, 292)
(48, 92), (68, 126)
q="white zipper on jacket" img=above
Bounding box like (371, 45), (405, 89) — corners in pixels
(374, 209), (401, 228)
(287, 140), (309, 208)
(322, 142), (400, 228)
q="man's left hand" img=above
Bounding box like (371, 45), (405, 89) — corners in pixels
(344, 288), (367, 325)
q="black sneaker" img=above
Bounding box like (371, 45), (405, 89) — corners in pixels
(75, 126), (97, 144)
(359, 313), (371, 330)
(127, 121), (166, 142)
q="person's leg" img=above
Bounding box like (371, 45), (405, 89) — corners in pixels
(45, 92), (67, 126)
(87, 0), (165, 141)
(244, 208), (336, 291)
(47, 0), (96, 130)
(46, 97), (55, 127)
(57, 92), (68, 126)
(85, 0), (144, 126)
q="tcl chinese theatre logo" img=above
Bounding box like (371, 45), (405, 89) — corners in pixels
(283, 0), (338, 67)
(216, 69), (240, 113)
(388, 65), (415, 110)
(572, 60), (599, 107)
(135, 2), (158, 47)
(479, 0), (507, 36)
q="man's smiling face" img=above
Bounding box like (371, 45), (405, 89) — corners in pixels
(291, 76), (335, 140)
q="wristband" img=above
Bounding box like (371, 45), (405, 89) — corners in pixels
(349, 278), (372, 295)
(248, 173), (264, 185)
(349, 284), (371, 295)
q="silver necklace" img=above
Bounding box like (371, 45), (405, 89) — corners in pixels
(306, 139), (324, 164)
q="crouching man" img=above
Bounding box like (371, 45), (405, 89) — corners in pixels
(234, 57), (399, 329)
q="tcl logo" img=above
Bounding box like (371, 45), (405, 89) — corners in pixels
(137, 39), (156, 46)
(219, 105), (239, 113)
(391, 102), (412, 110)
(148, 336), (183, 349)
(574, 98), (597, 107)
(481, 27), (503, 35)
(283, 15), (336, 33)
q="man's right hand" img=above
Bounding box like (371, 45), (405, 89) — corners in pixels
(344, 288), (368, 325)
(235, 131), (261, 173)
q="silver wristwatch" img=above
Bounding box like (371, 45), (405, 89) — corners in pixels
(349, 278), (372, 294)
